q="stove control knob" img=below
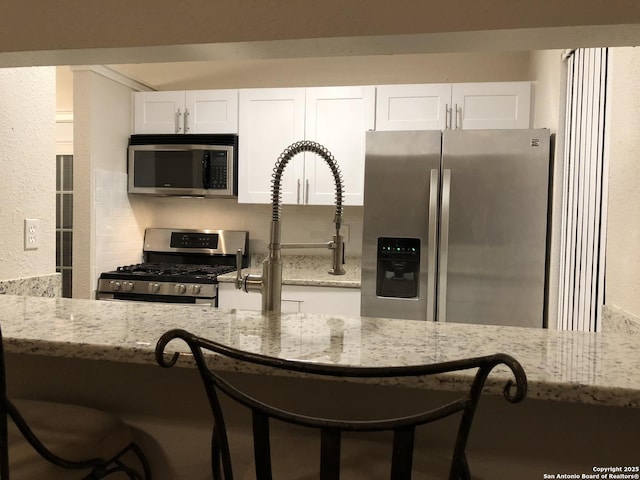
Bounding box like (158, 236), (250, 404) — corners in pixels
(175, 284), (187, 295)
(190, 285), (201, 295)
(109, 281), (121, 292)
(148, 283), (160, 294)
(123, 281), (134, 292)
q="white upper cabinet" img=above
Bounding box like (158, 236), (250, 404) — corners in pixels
(451, 82), (531, 130)
(133, 90), (238, 134)
(238, 88), (306, 204)
(304, 86), (375, 206)
(376, 82), (532, 131)
(376, 84), (452, 131)
(238, 86), (375, 206)
(133, 91), (185, 134)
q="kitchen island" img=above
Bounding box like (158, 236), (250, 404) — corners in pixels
(1, 294), (638, 407)
(1, 294), (638, 479)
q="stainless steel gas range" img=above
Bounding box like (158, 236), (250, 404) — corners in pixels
(96, 228), (249, 305)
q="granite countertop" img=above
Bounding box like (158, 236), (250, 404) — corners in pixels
(1, 294), (639, 408)
(217, 255), (361, 288)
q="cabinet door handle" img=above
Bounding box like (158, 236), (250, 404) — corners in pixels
(176, 109), (183, 133)
(184, 108), (190, 132)
(455, 104), (461, 130)
(446, 104), (451, 130)
(305, 179), (310, 204)
(297, 179), (301, 204)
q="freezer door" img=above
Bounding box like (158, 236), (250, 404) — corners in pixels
(361, 130), (442, 320)
(440, 129), (550, 327)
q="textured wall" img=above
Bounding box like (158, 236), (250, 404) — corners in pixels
(0, 67), (56, 280)
(606, 47), (640, 317)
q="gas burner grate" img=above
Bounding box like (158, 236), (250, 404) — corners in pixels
(116, 263), (236, 277)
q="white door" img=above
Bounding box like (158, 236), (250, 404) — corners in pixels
(375, 84), (452, 131)
(450, 82), (532, 130)
(133, 91), (186, 134)
(238, 88), (305, 204)
(185, 90), (238, 134)
(304, 86), (375, 206)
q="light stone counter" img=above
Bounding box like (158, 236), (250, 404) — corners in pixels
(1, 294), (639, 408)
(217, 255), (361, 288)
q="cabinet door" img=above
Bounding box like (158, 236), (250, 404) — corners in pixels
(375, 84), (451, 131)
(451, 82), (531, 130)
(217, 283), (263, 310)
(238, 88), (305, 204)
(304, 86), (375, 206)
(185, 90), (238, 134)
(133, 91), (186, 134)
(282, 285), (361, 316)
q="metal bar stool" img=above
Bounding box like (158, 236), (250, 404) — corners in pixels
(0, 326), (152, 479)
(156, 328), (527, 480)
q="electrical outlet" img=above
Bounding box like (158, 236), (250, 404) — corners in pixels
(24, 219), (39, 250)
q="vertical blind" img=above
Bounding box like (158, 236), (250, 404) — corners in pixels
(558, 48), (609, 332)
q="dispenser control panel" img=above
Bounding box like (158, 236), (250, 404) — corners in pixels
(377, 237), (421, 261)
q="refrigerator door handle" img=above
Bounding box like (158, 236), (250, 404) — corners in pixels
(438, 169), (451, 322)
(427, 169), (440, 322)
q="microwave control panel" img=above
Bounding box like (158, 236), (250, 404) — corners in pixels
(208, 150), (228, 190)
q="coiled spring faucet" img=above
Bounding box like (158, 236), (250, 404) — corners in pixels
(235, 141), (346, 314)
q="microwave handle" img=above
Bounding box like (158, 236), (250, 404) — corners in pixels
(202, 151), (211, 189)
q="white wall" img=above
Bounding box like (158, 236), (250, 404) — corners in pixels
(0, 67), (56, 280)
(107, 52), (531, 90)
(528, 50), (564, 326)
(529, 50), (563, 130)
(605, 47), (640, 317)
(72, 68), (153, 299)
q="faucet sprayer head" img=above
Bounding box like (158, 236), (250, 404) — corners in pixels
(270, 141), (344, 223)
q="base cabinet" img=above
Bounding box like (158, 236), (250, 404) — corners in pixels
(218, 283), (361, 316)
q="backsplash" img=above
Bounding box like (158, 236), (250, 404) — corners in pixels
(0, 274), (61, 297)
(94, 169), (150, 278)
(91, 172), (362, 294)
(149, 197), (364, 257)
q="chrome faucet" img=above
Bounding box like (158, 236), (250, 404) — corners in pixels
(235, 140), (346, 314)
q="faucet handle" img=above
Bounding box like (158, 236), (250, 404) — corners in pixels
(328, 234), (346, 275)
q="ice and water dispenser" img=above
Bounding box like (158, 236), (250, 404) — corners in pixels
(376, 237), (421, 299)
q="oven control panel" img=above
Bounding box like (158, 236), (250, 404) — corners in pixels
(144, 228), (248, 256)
(170, 232), (219, 249)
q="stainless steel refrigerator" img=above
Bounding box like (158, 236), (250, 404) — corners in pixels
(360, 129), (551, 328)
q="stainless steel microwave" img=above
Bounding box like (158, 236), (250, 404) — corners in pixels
(127, 134), (238, 198)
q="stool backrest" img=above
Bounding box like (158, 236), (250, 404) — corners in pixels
(156, 328), (527, 480)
